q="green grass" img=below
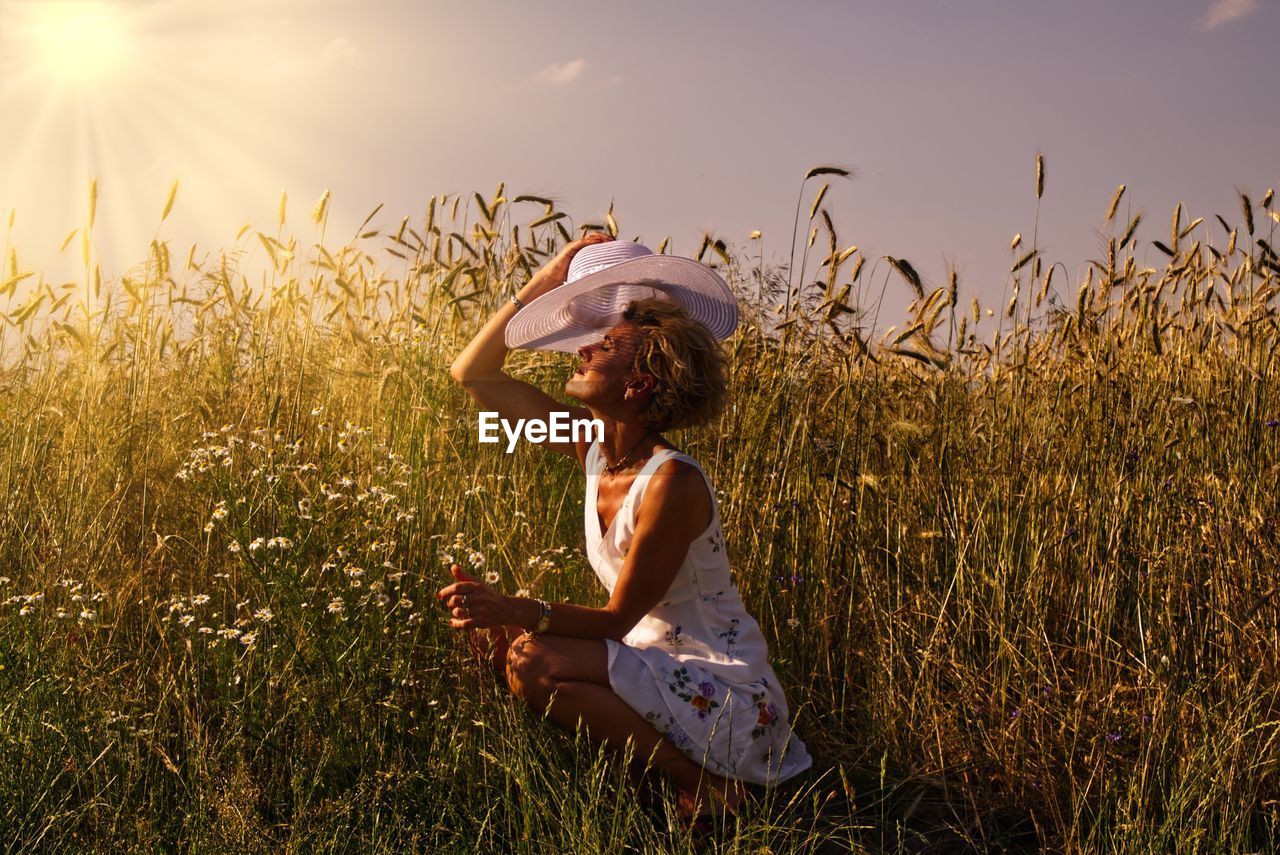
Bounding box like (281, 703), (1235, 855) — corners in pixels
(1, 177), (1279, 852)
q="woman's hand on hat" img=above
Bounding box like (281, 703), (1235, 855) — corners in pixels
(533, 231), (613, 291)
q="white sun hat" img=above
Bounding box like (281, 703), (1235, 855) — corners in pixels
(504, 240), (739, 353)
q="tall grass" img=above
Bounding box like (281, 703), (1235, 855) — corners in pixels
(1, 172), (1278, 852)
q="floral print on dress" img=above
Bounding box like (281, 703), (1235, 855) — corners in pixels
(705, 525), (725, 553)
(749, 689), (781, 740)
(662, 666), (722, 720)
(714, 618), (741, 653)
(664, 625), (684, 649)
(644, 710), (695, 754)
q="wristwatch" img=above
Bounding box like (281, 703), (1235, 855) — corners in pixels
(532, 599), (551, 634)
(510, 294), (526, 310)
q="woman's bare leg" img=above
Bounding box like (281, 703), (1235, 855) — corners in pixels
(506, 633), (747, 817)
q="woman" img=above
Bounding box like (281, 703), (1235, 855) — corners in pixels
(439, 233), (812, 825)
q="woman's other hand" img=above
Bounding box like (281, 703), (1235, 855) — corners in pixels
(437, 563), (515, 630)
(530, 231), (612, 293)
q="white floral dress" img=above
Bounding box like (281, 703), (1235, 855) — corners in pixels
(585, 441), (813, 786)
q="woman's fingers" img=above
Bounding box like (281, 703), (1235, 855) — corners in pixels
(561, 232), (611, 258)
(438, 578), (503, 631)
(577, 233), (612, 249)
(437, 580), (479, 600)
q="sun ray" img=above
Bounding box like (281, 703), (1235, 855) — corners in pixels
(1, 0), (338, 287)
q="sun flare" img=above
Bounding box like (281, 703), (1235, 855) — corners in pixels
(22, 1), (131, 88)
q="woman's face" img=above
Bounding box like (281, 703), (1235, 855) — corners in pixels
(564, 322), (643, 405)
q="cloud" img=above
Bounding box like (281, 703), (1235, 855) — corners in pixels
(535, 58), (585, 85)
(316, 37), (358, 69)
(1197, 0), (1260, 30)
(267, 36), (358, 76)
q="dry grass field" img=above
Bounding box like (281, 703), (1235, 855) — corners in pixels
(2, 169), (1278, 852)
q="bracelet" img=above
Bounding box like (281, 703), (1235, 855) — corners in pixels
(510, 294), (526, 310)
(532, 599), (551, 634)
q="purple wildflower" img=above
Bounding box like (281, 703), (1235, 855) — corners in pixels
(1107, 731), (1122, 742)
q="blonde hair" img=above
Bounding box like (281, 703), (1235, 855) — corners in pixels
(622, 298), (729, 431)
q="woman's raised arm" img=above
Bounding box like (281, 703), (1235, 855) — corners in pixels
(448, 232), (612, 459)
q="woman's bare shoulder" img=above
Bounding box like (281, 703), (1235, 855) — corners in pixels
(645, 456), (711, 506)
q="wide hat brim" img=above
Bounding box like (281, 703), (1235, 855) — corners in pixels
(504, 255), (739, 353)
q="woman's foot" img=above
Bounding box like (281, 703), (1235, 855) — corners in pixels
(675, 779), (746, 826)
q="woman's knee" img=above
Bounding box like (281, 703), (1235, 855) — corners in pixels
(505, 632), (555, 705)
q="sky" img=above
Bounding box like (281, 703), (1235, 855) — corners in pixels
(1, 0), (1276, 332)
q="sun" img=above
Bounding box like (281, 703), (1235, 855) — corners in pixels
(23, 1), (132, 89)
